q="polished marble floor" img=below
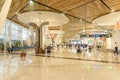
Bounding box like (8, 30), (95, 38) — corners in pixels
(0, 48), (120, 80)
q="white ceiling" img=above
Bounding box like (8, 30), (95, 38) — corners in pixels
(17, 11), (69, 26)
(92, 11), (120, 26)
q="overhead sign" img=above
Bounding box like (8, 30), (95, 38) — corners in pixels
(80, 33), (111, 38)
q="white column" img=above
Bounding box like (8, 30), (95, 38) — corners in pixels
(29, 24), (35, 46)
(0, 0), (12, 33)
(31, 26), (35, 45)
(26, 29), (31, 46)
(8, 21), (12, 47)
(42, 25), (45, 49)
(4, 22), (7, 52)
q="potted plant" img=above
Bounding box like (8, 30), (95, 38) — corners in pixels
(20, 49), (26, 57)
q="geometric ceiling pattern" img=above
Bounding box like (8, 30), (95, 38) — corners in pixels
(1, 0), (120, 41)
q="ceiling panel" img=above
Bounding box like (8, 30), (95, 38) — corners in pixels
(35, 0), (94, 11)
(103, 0), (120, 11)
(67, 0), (110, 22)
(86, 0), (110, 18)
(67, 6), (86, 20)
(22, 2), (56, 12)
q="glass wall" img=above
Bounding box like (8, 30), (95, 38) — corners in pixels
(0, 19), (32, 51)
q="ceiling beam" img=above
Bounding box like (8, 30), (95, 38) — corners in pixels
(91, 0), (112, 24)
(67, 0), (96, 11)
(99, 0), (111, 11)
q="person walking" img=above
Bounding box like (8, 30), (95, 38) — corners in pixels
(114, 42), (118, 56)
(97, 45), (101, 51)
(88, 45), (92, 53)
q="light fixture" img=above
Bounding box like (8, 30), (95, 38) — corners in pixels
(61, 13), (65, 16)
(29, 0), (33, 4)
(111, 10), (114, 12)
(104, 30), (107, 33)
(79, 19), (83, 23)
(16, 12), (19, 15)
(16, 12), (20, 16)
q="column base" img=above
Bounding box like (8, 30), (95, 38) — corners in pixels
(39, 48), (43, 54)
(36, 48), (45, 54)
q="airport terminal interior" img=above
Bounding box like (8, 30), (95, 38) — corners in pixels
(0, 0), (120, 80)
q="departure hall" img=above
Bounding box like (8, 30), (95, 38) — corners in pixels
(0, 0), (120, 80)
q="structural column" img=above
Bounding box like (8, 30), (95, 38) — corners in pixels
(35, 22), (49, 54)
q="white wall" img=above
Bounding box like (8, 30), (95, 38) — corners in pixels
(106, 30), (120, 50)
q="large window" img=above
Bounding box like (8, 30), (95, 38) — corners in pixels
(0, 19), (31, 50)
